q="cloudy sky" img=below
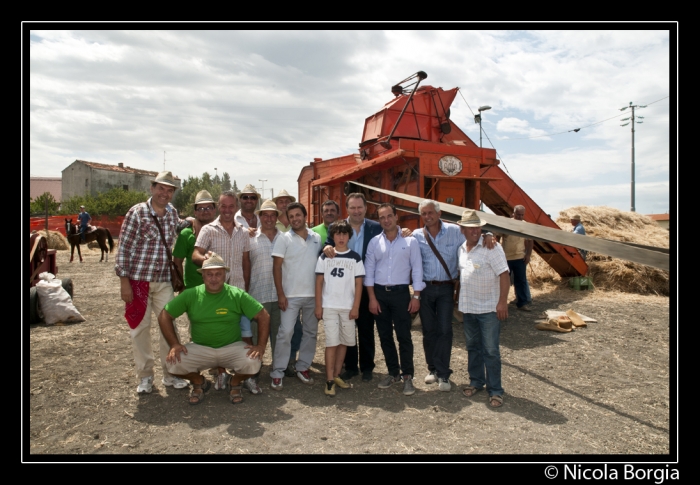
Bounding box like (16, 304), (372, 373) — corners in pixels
(27, 28), (673, 217)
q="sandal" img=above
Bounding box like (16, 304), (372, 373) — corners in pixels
(189, 378), (211, 405)
(489, 395), (504, 408)
(229, 385), (244, 405)
(462, 386), (484, 398)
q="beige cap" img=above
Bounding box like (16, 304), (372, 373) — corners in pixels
(457, 209), (486, 227)
(238, 183), (260, 197)
(193, 190), (216, 207)
(255, 199), (281, 216)
(571, 214), (581, 221)
(151, 171), (178, 188)
(196, 253), (230, 273)
(272, 189), (296, 203)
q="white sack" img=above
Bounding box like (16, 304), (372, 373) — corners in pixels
(35, 272), (84, 325)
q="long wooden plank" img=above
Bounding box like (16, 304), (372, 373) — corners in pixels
(351, 181), (669, 271)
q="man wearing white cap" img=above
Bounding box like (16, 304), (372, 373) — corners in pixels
(116, 171), (192, 395)
(173, 190), (217, 290)
(158, 253), (270, 405)
(272, 189), (296, 233)
(235, 184), (261, 230)
(457, 209), (509, 408)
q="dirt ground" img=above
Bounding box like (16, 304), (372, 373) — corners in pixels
(26, 246), (673, 459)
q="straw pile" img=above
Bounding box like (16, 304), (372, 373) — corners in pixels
(527, 206), (670, 296)
(33, 229), (70, 250)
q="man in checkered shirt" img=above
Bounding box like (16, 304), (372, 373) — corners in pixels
(115, 171), (193, 395)
(457, 209), (510, 408)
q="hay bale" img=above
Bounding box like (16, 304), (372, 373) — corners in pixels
(526, 206), (670, 296)
(34, 229), (70, 250)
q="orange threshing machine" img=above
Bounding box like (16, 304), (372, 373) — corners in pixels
(297, 71), (588, 277)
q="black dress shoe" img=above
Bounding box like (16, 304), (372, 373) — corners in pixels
(340, 369), (359, 380)
(362, 371), (373, 382)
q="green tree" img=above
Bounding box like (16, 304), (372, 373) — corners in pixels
(60, 188), (149, 218)
(30, 192), (60, 215)
(221, 172), (232, 191)
(231, 179), (239, 194)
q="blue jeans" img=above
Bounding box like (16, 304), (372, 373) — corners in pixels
(463, 312), (503, 397)
(507, 259), (528, 308)
(419, 283), (454, 380)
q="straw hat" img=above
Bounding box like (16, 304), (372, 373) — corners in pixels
(151, 171), (178, 188)
(571, 214), (581, 221)
(457, 209), (486, 227)
(238, 183), (261, 197)
(255, 199), (281, 216)
(196, 253), (230, 273)
(272, 189), (296, 203)
(193, 190), (216, 207)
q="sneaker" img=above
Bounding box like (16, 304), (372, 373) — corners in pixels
(362, 371), (373, 382)
(297, 369), (314, 385)
(270, 377), (283, 391)
(137, 376), (153, 394)
(162, 376), (189, 389)
(438, 377), (451, 392)
(402, 375), (415, 396)
(424, 371), (437, 384)
(243, 377), (262, 395)
(340, 369), (359, 381)
(378, 374), (400, 389)
(214, 371), (230, 391)
(325, 381), (336, 396)
(284, 363), (297, 377)
(333, 376), (352, 389)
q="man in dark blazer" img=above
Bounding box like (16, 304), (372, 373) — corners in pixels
(323, 193), (382, 382)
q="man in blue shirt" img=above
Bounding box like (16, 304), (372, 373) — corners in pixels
(365, 203), (424, 396)
(78, 205), (91, 243)
(570, 214), (587, 259)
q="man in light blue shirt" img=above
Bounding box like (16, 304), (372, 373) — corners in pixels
(365, 203), (424, 396)
(570, 214), (587, 259)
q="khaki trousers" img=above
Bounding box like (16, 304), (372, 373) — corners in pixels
(129, 282), (178, 380)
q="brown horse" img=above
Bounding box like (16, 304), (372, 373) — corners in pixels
(65, 218), (114, 263)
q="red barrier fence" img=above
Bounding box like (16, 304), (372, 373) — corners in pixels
(30, 216), (125, 238)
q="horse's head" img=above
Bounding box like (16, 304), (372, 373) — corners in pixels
(65, 218), (75, 235)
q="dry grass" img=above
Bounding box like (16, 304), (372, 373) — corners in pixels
(33, 229), (70, 251)
(528, 206), (670, 296)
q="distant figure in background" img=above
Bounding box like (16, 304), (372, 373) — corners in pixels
(78, 205), (91, 243)
(496, 205), (533, 312)
(570, 214), (587, 260)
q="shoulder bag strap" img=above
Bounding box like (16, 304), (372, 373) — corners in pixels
(423, 227), (454, 281)
(151, 214), (174, 263)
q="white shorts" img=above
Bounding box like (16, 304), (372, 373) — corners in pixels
(322, 308), (356, 347)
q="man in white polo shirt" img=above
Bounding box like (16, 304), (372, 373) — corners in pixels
(270, 202), (322, 390)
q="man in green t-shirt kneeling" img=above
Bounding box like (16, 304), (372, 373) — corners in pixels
(158, 253), (270, 405)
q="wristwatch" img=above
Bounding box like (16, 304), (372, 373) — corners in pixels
(412, 295), (421, 301)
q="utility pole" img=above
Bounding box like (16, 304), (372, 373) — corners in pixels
(620, 102), (646, 212)
(259, 179), (267, 199)
(163, 151), (166, 171)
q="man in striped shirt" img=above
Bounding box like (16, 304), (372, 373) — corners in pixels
(116, 171), (192, 395)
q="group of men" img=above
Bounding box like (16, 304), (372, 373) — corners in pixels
(116, 171), (535, 408)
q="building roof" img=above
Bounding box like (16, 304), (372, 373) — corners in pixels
(68, 160), (181, 180)
(30, 177), (62, 202)
(646, 213), (670, 222)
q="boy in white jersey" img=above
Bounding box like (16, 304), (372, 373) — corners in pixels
(315, 220), (365, 396)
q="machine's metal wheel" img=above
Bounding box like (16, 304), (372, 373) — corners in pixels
(29, 287), (39, 324)
(61, 278), (73, 299)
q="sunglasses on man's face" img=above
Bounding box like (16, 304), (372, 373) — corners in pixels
(241, 195), (258, 201)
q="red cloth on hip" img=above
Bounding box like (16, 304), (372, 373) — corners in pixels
(125, 280), (150, 329)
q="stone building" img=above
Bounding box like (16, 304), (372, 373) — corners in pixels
(61, 160), (181, 200)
